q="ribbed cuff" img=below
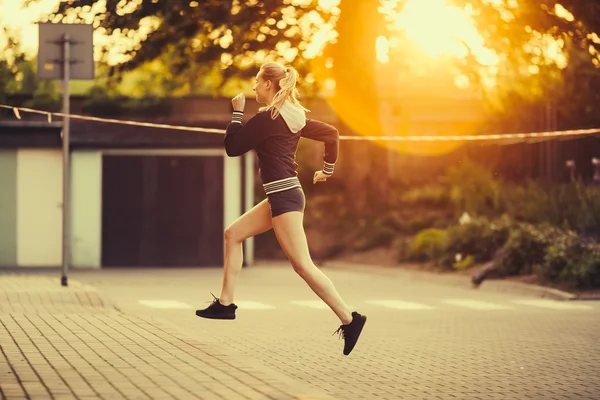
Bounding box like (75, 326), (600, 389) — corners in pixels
(323, 161), (335, 175)
(231, 111), (243, 124)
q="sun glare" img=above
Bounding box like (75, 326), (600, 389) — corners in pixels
(0, 0), (60, 54)
(390, 0), (498, 66)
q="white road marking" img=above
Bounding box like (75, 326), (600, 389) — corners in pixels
(291, 300), (356, 310)
(137, 298), (594, 311)
(138, 300), (193, 309)
(291, 300), (329, 309)
(366, 300), (435, 310)
(441, 299), (513, 310)
(235, 301), (276, 310)
(511, 299), (594, 310)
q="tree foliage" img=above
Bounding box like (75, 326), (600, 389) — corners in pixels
(47, 0), (333, 81)
(44, 1), (600, 107)
(0, 26), (61, 112)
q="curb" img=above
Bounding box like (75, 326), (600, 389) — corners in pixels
(320, 260), (581, 301)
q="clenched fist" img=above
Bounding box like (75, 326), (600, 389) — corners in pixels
(313, 170), (330, 184)
(232, 93), (245, 112)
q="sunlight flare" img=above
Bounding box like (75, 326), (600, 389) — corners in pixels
(385, 0), (499, 66)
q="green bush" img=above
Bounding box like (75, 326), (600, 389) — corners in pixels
(573, 182), (600, 234)
(537, 231), (583, 283)
(23, 81), (61, 112)
(494, 223), (559, 276)
(403, 212), (449, 234)
(540, 237), (600, 289)
(453, 254), (475, 270)
(82, 86), (173, 117)
(400, 228), (446, 263)
(351, 224), (396, 252)
(378, 209), (451, 235)
(503, 181), (600, 235)
(442, 215), (512, 267)
(558, 250), (600, 290)
(399, 185), (452, 208)
(441, 160), (504, 217)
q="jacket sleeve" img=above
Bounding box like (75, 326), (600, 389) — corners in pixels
(224, 111), (268, 157)
(300, 119), (339, 175)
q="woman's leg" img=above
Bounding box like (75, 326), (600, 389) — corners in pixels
(272, 210), (353, 324)
(219, 198), (272, 305)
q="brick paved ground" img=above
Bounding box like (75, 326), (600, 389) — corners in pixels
(0, 273), (333, 400)
(63, 265), (600, 400)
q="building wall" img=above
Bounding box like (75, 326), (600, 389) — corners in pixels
(0, 149), (103, 268)
(16, 149), (63, 266)
(0, 150), (17, 266)
(71, 151), (102, 268)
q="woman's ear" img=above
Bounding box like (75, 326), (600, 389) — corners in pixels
(265, 80), (272, 90)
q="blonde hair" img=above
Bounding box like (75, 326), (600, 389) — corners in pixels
(258, 62), (309, 119)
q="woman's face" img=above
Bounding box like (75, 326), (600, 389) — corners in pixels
(253, 72), (272, 104)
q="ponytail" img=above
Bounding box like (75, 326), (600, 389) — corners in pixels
(259, 63), (309, 119)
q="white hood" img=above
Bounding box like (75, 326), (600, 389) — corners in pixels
(279, 100), (306, 133)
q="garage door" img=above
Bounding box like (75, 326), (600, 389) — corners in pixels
(101, 155), (224, 267)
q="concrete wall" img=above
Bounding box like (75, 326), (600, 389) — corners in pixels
(0, 149), (103, 268)
(70, 151), (102, 268)
(16, 149), (63, 266)
(0, 150), (17, 266)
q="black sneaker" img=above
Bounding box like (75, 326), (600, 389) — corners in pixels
(195, 293), (238, 320)
(333, 311), (367, 356)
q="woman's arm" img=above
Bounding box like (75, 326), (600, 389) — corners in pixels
(300, 119), (339, 175)
(224, 111), (268, 156)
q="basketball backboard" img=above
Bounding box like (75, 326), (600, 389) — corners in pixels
(37, 22), (94, 80)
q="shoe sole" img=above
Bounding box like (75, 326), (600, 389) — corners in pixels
(344, 315), (367, 356)
(195, 311), (236, 320)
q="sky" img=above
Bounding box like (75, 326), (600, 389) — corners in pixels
(0, 0), (60, 54)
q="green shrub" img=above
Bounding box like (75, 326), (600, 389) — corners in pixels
(374, 211), (404, 232)
(540, 236), (600, 289)
(399, 185), (451, 208)
(351, 224), (396, 252)
(494, 223), (559, 276)
(503, 181), (600, 235)
(537, 231), (583, 283)
(442, 215), (512, 267)
(453, 254), (475, 270)
(403, 212), (449, 234)
(82, 86), (173, 117)
(441, 160), (504, 217)
(573, 182), (600, 234)
(23, 81), (61, 112)
(401, 228), (447, 263)
(558, 249), (600, 290)
(377, 208), (453, 235)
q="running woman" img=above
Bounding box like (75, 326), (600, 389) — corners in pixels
(196, 61), (367, 356)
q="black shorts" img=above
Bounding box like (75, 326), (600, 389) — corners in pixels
(267, 187), (306, 217)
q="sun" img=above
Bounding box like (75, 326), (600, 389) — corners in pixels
(382, 0), (499, 66)
(317, 0), (500, 157)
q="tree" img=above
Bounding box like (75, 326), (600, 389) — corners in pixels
(41, 0), (600, 207)
(0, 25), (62, 112)
(0, 27), (28, 102)
(43, 0), (600, 112)
(45, 0), (390, 209)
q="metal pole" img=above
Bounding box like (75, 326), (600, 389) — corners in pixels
(61, 33), (71, 287)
